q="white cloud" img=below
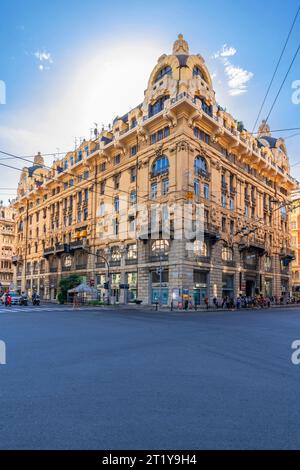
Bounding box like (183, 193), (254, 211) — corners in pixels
(212, 44), (253, 96)
(224, 60), (254, 96)
(212, 44), (237, 59)
(34, 50), (53, 70)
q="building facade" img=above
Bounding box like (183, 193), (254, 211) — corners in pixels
(13, 35), (297, 305)
(0, 204), (15, 291)
(291, 189), (300, 294)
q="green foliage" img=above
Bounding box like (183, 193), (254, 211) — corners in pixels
(58, 275), (81, 303)
(87, 300), (104, 306)
(57, 292), (65, 304)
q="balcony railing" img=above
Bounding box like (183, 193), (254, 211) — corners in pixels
(76, 264), (86, 270)
(149, 254), (168, 262)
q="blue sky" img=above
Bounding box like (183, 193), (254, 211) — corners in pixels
(0, 0), (299, 202)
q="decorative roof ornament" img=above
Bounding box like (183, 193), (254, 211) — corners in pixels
(172, 34), (189, 55)
(33, 151), (44, 166)
(257, 119), (271, 137)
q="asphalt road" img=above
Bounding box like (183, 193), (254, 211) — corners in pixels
(0, 304), (300, 449)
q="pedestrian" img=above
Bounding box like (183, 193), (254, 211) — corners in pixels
(213, 297), (218, 309)
(204, 297), (209, 310)
(6, 294), (12, 308)
(73, 293), (80, 309)
(236, 297), (241, 309)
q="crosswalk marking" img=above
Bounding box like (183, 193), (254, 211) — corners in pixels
(0, 305), (73, 313)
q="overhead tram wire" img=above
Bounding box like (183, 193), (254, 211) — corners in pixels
(264, 44), (300, 126)
(252, 4), (300, 134)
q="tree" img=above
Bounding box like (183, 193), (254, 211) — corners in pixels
(58, 275), (81, 304)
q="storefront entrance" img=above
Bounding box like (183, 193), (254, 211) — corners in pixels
(222, 274), (234, 299)
(246, 279), (255, 297)
(193, 287), (207, 305)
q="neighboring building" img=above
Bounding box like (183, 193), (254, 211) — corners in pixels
(13, 35), (297, 304)
(0, 204), (15, 291)
(291, 190), (300, 294)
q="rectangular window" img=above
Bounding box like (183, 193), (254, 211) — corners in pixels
(114, 176), (120, 189)
(204, 184), (209, 200)
(130, 191), (137, 206)
(194, 179), (200, 199)
(222, 217), (226, 232)
(245, 204), (249, 217)
(113, 218), (119, 236)
(130, 167), (137, 183)
(229, 198), (234, 210)
(131, 145), (137, 156)
(162, 178), (169, 196)
(114, 197), (119, 213)
(114, 154), (121, 165)
(83, 207), (88, 221)
(100, 162), (106, 172)
(151, 182), (157, 200)
(221, 193), (226, 208)
(99, 202), (105, 217)
(100, 181), (106, 195)
(69, 179), (74, 187)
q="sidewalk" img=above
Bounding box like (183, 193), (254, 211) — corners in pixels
(42, 300), (300, 313)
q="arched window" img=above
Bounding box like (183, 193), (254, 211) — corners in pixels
(194, 240), (208, 257)
(193, 66), (206, 81)
(154, 66), (172, 83)
(194, 156), (208, 176)
(222, 246), (233, 261)
(152, 155), (169, 177)
(151, 240), (170, 256)
(149, 95), (169, 117)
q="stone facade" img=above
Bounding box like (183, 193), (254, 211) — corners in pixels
(12, 35), (296, 305)
(0, 205), (15, 290)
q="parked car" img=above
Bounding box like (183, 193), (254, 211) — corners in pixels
(1, 292), (23, 305)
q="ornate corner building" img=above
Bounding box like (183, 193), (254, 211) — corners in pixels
(12, 35), (297, 304)
(0, 205), (15, 290)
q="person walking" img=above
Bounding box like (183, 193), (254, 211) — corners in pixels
(6, 294), (12, 308)
(73, 293), (80, 309)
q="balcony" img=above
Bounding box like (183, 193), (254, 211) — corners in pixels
(125, 258), (137, 265)
(43, 246), (55, 258)
(96, 262), (106, 268)
(75, 264), (86, 270)
(149, 254), (168, 263)
(110, 260), (121, 267)
(222, 260), (236, 268)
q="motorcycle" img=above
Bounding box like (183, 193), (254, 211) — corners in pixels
(20, 295), (28, 306)
(32, 295), (40, 306)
